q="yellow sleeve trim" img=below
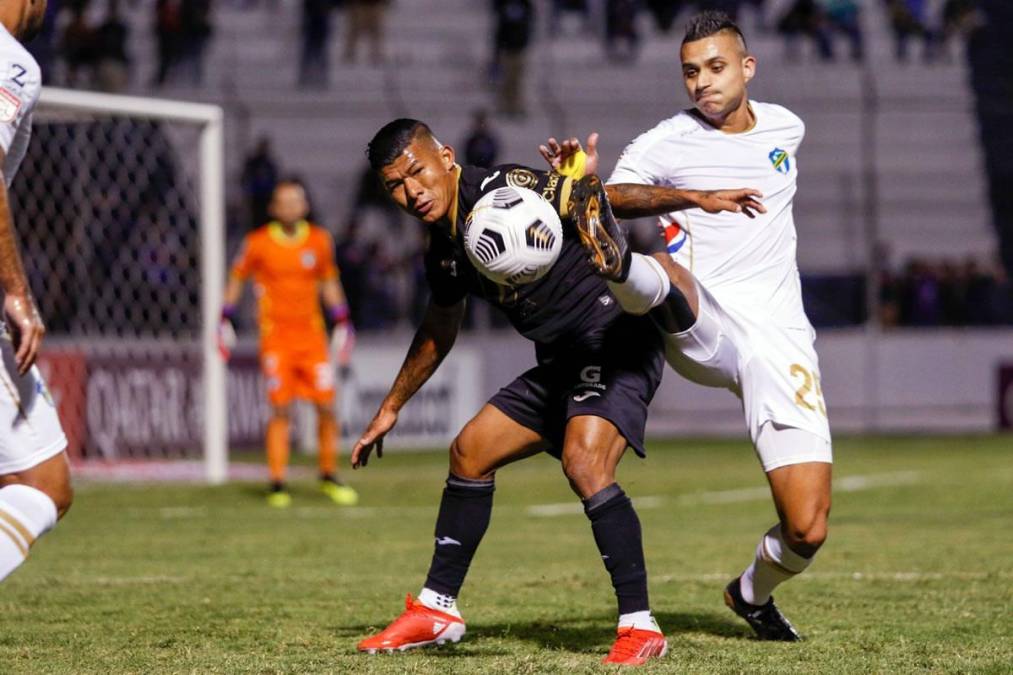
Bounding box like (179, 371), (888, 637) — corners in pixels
(557, 149), (587, 179)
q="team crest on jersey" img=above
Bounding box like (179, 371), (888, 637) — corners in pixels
(662, 222), (687, 254)
(768, 148), (790, 175)
(300, 250), (316, 268)
(505, 168), (537, 190)
(0, 88), (21, 124)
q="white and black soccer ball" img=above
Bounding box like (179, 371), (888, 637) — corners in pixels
(464, 186), (563, 286)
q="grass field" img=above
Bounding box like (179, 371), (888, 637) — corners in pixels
(2, 435), (1011, 673)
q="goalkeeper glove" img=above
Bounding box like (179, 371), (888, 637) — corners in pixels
(329, 303), (355, 367)
(218, 305), (237, 361)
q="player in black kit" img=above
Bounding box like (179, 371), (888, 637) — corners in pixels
(352, 119), (759, 664)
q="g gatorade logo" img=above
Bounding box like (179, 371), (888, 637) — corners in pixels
(573, 365), (606, 402)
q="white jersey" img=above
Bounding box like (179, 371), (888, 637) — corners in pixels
(608, 101), (808, 328)
(0, 23), (40, 186)
(0, 26), (65, 475)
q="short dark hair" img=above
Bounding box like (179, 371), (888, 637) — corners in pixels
(366, 118), (432, 172)
(682, 11), (747, 50)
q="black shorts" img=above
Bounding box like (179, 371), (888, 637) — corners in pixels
(489, 313), (664, 458)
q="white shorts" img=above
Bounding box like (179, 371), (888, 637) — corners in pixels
(662, 282), (833, 472)
(0, 330), (68, 475)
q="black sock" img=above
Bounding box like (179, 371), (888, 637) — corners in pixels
(649, 284), (697, 333)
(583, 483), (650, 615)
(423, 473), (495, 597)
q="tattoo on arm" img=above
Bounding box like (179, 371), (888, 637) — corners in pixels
(605, 183), (699, 219)
(384, 301), (464, 411)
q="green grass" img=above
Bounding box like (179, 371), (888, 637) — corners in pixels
(2, 436), (1011, 673)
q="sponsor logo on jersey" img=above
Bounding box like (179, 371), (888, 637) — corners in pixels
(300, 250), (316, 269)
(768, 148), (791, 175)
(505, 168), (538, 190)
(480, 170), (501, 191)
(0, 88), (21, 124)
(663, 223), (687, 254)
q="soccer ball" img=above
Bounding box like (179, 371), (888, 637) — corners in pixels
(464, 186), (563, 286)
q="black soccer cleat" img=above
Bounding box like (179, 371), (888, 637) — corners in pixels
(724, 577), (802, 642)
(568, 175), (631, 282)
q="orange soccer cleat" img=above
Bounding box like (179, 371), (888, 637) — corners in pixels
(602, 626), (669, 666)
(357, 594), (466, 654)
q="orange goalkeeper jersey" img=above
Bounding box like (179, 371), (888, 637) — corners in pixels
(230, 220), (337, 337)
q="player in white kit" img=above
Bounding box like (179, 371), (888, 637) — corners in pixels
(543, 12), (831, 640)
(0, 0), (73, 583)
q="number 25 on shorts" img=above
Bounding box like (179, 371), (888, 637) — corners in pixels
(790, 363), (827, 418)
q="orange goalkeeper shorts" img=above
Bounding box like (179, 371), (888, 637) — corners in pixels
(260, 331), (334, 407)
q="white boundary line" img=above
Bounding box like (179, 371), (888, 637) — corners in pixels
(526, 471), (923, 517)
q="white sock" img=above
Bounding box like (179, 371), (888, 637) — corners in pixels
(618, 610), (661, 632)
(739, 524), (813, 605)
(0, 485), (58, 582)
(418, 587), (462, 619)
(606, 253), (670, 315)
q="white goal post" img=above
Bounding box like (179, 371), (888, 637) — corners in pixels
(26, 87), (227, 484)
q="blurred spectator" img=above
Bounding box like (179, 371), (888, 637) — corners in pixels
(605, 0), (640, 64)
(300, 0), (332, 87)
(645, 0), (683, 33)
(493, 0), (534, 117)
(27, 0), (61, 84)
(882, 256), (1011, 327)
(777, 0), (822, 61)
(819, 0), (863, 62)
(550, 0), (590, 35)
(348, 163), (402, 233)
(179, 0), (213, 85)
(884, 0), (931, 62)
(696, 0), (743, 21)
(241, 137), (280, 227)
(153, 0), (182, 87)
(95, 0), (130, 92)
(335, 219), (369, 326)
(343, 0), (388, 65)
(463, 109), (500, 169)
(935, 0), (981, 60)
(60, 4), (97, 87)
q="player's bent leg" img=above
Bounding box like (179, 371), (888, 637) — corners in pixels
(358, 405), (546, 655)
(727, 425), (832, 641)
(0, 452), (71, 582)
(561, 415), (668, 665)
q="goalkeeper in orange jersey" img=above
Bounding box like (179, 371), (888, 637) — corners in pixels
(219, 179), (358, 508)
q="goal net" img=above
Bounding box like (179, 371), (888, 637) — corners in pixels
(10, 88), (227, 483)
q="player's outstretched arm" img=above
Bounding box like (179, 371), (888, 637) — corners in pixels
(538, 131), (765, 219)
(606, 183), (767, 219)
(351, 298), (466, 469)
(0, 164), (44, 375)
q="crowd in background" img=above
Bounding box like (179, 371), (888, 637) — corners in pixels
(879, 256), (1011, 327)
(15, 0), (1006, 333)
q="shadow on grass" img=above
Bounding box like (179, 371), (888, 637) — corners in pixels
(335, 609), (747, 656)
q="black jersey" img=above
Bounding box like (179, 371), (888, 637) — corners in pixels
(424, 164), (622, 346)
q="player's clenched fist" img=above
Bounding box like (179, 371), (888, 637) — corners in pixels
(4, 291), (44, 375)
(351, 407), (398, 469)
(328, 302), (356, 367)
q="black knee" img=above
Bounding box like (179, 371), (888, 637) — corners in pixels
(649, 284), (696, 332)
